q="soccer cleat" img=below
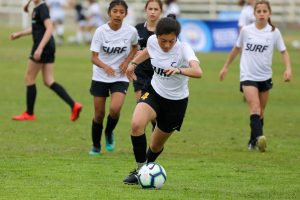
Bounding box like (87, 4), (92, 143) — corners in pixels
(123, 169), (139, 185)
(256, 135), (267, 152)
(88, 146), (101, 156)
(71, 102), (82, 121)
(248, 143), (256, 150)
(12, 112), (36, 121)
(105, 132), (115, 151)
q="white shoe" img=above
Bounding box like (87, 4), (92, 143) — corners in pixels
(256, 136), (267, 152)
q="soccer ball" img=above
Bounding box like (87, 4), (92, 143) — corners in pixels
(137, 162), (167, 189)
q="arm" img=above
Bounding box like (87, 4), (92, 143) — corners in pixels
(33, 19), (54, 61)
(164, 60), (203, 78)
(10, 28), (32, 40)
(281, 50), (292, 82)
(126, 48), (150, 81)
(91, 51), (115, 76)
(120, 44), (138, 75)
(219, 46), (240, 81)
(180, 60), (203, 78)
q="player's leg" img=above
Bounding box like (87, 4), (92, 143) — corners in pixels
(89, 96), (106, 155)
(123, 102), (156, 185)
(147, 127), (172, 163)
(12, 59), (42, 120)
(256, 91), (269, 152)
(242, 85), (262, 150)
(42, 63), (82, 121)
(104, 91), (126, 151)
(104, 82), (129, 151)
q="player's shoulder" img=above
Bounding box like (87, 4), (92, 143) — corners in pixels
(135, 22), (145, 29)
(122, 23), (137, 32)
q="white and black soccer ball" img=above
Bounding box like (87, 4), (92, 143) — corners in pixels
(137, 162), (167, 189)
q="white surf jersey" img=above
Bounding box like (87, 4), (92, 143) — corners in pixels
(90, 23), (138, 83)
(147, 35), (199, 100)
(237, 24), (286, 81)
(238, 4), (255, 28)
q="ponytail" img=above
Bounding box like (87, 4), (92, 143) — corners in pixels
(24, 0), (32, 13)
(268, 18), (275, 31)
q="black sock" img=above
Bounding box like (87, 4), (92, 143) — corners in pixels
(105, 115), (119, 135)
(147, 147), (163, 163)
(250, 114), (262, 145)
(50, 82), (74, 108)
(92, 120), (103, 149)
(131, 134), (147, 164)
(26, 84), (36, 115)
(261, 118), (264, 134)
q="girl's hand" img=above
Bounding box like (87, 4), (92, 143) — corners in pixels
(120, 61), (128, 75)
(10, 32), (20, 40)
(284, 68), (292, 82)
(33, 48), (43, 61)
(126, 63), (137, 81)
(219, 66), (228, 81)
(103, 66), (115, 76)
(164, 67), (180, 76)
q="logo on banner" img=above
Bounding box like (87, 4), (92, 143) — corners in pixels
(180, 21), (212, 52)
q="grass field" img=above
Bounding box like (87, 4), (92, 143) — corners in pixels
(0, 25), (299, 199)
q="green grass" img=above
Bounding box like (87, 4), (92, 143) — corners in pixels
(0, 26), (299, 199)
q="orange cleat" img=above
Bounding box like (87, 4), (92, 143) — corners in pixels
(12, 112), (36, 121)
(71, 102), (82, 121)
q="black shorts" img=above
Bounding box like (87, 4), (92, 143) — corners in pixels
(29, 40), (55, 63)
(133, 67), (154, 92)
(138, 85), (188, 133)
(240, 78), (273, 92)
(90, 80), (129, 97)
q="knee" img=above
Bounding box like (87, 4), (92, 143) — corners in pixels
(25, 75), (34, 85)
(131, 120), (144, 135)
(109, 107), (121, 118)
(94, 111), (105, 123)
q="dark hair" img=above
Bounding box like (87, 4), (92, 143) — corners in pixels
(108, 0), (128, 13)
(145, 0), (163, 11)
(156, 14), (181, 36)
(238, 0), (246, 6)
(254, 0), (275, 31)
(24, 0), (32, 13)
(164, 0), (176, 6)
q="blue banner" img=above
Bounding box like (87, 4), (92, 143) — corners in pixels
(178, 18), (239, 52)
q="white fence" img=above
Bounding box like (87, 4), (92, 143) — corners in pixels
(1, 0), (300, 27)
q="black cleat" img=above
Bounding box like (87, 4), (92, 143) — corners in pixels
(123, 169), (139, 185)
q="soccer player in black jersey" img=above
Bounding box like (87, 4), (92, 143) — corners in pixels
(133, 0), (162, 101)
(10, 0), (82, 121)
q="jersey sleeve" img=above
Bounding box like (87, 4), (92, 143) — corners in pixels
(238, 8), (247, 28)
(130, 28), (139, 45)
(39, 4), (51, 21)
(274, 29), (286, 52)
(236, 28), (244, 48)
(182, 43), (199, 63)
(90, 27), (102, 53)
